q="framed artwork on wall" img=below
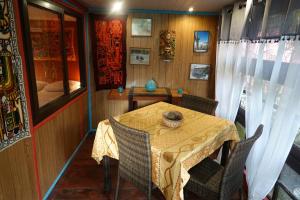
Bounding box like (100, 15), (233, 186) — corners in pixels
(130, 48), (150, 65)
(131, 18), (152, 37)
(189, 64), (210, 80)
(193, 31), (209, 53)
(159, 30), (176, 61)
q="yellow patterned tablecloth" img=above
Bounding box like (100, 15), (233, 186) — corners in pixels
(92, 102), (239, 200)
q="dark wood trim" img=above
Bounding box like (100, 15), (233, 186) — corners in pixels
(19, 0), (87, 125)
(128, 87), (134, 111)
(61, 10), (70, 96)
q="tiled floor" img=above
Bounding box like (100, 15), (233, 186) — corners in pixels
(48, 133), (243, 200)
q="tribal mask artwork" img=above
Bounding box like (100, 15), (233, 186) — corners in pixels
(159, 30), (176, 61)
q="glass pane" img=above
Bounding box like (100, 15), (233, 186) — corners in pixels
(64, 14), (81, 93)
(265, 0), (290, 38)
(242, 1), (265, 40)
(283, 0), (300, 35)
(220, 6), (232, 41)
(28, 5), (65, 107)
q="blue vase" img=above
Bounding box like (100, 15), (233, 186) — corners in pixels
(117, 86), (124, 93)
(145, 79), (157, 92)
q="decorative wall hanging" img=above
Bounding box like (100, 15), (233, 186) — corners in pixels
(130, 48), (150, 65)
(189, 64), (210, 80)
(0, 0), (30, 151)
(131, 18), (152, 37)
(91, 15), (127, 90)
(194, 31), (209, 53)
(159, 30), (176, 61)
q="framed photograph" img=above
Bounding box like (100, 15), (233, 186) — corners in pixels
(189, 64), (210, 80)
(130, 48), (151, 65)
(193, 31), (209, 53)
(131, 18), (152, 37)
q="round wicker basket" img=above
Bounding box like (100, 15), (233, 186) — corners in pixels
(162, 111), (183, 128)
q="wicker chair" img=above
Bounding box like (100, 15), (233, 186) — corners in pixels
(109, 116), (152, 200)
(185, 125), (264, 200)
(181, 94), (218, 115)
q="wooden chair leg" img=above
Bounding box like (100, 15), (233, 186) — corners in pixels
(103, 156), (112, 193)
(239, 187), (244, 200)
(183, 189), (189, 199)
(147, 185), (152, 200)
(147, 191), (151, 200)
(115, 174), (120, 200)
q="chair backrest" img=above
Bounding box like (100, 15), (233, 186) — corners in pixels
(109, 116), (152, 194)
(181, 94), (218, 115)
(220, 125), (264, 200)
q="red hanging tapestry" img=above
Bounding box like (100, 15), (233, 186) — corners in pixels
(91, 15), (127, 90)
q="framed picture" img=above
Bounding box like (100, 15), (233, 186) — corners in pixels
(131, 18), (152, 37)
(130, 48), (151, 65)
(159, 30), (176, 61)
(193, 31), (209, 53)
(189, 64), (210, 80)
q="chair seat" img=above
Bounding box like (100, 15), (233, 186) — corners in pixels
(186, 158), (224, 199)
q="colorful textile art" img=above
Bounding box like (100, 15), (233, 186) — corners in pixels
(0, 0), (30, 151)
(159, 30), (176, 61)
(91, 15), (127, 90)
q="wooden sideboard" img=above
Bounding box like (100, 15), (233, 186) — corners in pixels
(107, 87), (188, 110)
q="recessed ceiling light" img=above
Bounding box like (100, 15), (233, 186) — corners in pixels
(188, 7), (194, 12)
(112, 1), (123, 13)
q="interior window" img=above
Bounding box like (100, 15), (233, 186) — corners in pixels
(28, 5), (65, 108)
(64, 14), (81, 93)
(21, 0), (86, 124)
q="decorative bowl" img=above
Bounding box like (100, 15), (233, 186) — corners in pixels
(162, 111), (183, 128)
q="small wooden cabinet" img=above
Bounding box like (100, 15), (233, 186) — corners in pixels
(107, 87), (188, 110)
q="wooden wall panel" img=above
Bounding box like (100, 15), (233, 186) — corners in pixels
(92, 90), (128, 126)
(35, 94), (88, 196)
(91, 13), (218, 128)
(0, 139), (38, 200)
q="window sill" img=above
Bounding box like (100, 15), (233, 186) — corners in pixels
(33, 87), (87, 126)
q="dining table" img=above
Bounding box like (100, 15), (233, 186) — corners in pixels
(92, 102), (239, 200)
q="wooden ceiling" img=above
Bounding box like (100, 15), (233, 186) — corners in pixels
(78, 0), (236, 13)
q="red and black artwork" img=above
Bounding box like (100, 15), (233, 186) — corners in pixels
(91, 15), (127, 90)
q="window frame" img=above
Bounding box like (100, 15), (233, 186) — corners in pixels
(20, 0), (86, 125)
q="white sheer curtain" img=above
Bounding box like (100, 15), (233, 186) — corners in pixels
(216, 0), (300, 199)
(215, 3), (248, 122)
(216, 37), (300, 199)
(245, 38), (300, 200)
(215, 41), (246, 121)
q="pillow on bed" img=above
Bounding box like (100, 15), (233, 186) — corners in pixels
(44, 81), (64, 92)
(36, 81), (48, 91)
(44, 80), (81, 92)
(69, 80), (81, 91)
